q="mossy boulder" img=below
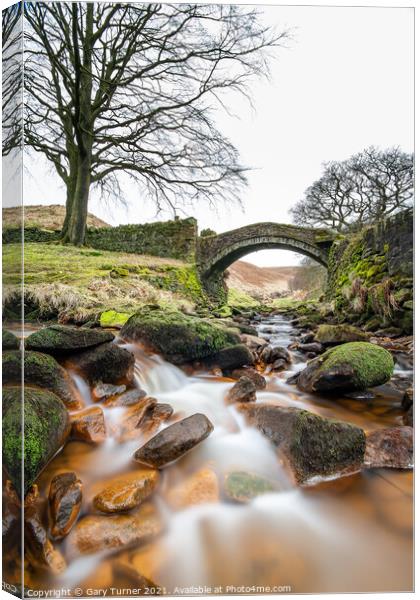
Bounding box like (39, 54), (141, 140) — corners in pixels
(314, 324), (368, 345)
(297, 342), (394, 393)
(201, 344), (254, 370)
(99, 310), (131, 329)
(2, 328), (20, 350)
(2, 350), (78, 408)
(121, 306), (240, 364)
(3, 386), (70, 496)
(25, 324), (114, 355)
(224, 471), (277, 503)
(69, 342), (135, 384)
(239, 403), (366, 484)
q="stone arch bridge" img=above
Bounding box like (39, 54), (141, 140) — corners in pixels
(196, 222), (337, 300)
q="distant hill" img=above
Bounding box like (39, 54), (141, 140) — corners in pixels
(2, 204), (109, 230)
(227, 260), (302, 298)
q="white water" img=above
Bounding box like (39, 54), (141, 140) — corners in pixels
(32, 314), (413, 594)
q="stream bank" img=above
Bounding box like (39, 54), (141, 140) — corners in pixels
(2, 305), (413, 595)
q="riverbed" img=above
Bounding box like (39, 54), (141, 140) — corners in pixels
(13, 314), (414, 594)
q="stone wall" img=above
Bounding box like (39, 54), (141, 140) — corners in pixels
(327, 209), (413, 332)
(3, 217), (198, 261)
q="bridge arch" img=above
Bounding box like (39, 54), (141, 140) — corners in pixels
(196, 222), (335, 301)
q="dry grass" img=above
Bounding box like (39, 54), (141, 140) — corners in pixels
(2, 243), (196, 323)
(2, 204), (109, 230)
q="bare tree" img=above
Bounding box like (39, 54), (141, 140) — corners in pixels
(23, 2), (287, 245)
(2, 3), (23, 157)
(291, 147), (413, 232)
(349, 147), (413, 219)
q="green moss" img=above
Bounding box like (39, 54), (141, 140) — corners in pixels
(2, 386), (69, 496)
(3, 243), (207, 322)
(288, 410), (366, 482)
(100, 310), (131, 328)
(318, 342), (394, 389)
(224, 471), (276, 502)
(227, 287), (259, 309)
(2, 328), (20, 350)
(393, 288), (412, 306)
(326, 221), (412, 329)
(121, 305), (240, 363)
(213, 305), (233, 318)
(315, 324), (367, 344)
(25, 324), (114, 353)
(110, 267), (129, 278)
(3, 350), (76, 407)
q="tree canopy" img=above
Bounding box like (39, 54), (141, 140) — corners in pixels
(22, 2), (287, 244)
(290, 147), (413, 232)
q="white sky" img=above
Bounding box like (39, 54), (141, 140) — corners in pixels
(5, 4), (414, 266)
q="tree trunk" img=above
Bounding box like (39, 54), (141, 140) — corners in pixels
(66, 154), (91, 246)
(64, 3), (94, 247)
(61, 182), (75, 239)
(61, 150), (78, 239)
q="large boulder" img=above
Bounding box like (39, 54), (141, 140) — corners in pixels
(134, 413), (213, 468)
(3, 386), (70, 496)
(121, 306), (240, 364)
(25, 324), (114, 355)
(69, 342), (135, 384)
(364, 426), (413, 469)
(314, 324), (368, 345)
(296, 342), (394, 394)
(201, 344), (254, 370)
(2, 350), (79, 409)
(239, 403), (366, 484)
(2, 329), (19, 350)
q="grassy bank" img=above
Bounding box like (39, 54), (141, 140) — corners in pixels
(3, 243), (206, 323)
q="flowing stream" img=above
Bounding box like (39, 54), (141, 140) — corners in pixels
(24, 315), (413, 594)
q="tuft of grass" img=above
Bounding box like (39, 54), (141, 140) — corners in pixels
(2, 243), (199, 322)
(227, 287), (259, 309)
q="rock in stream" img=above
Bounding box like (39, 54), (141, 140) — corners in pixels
(133, 413), (214, 468)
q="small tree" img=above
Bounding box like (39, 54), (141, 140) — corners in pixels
(23, 2), (287, 245)
(291, 147), (413, 232)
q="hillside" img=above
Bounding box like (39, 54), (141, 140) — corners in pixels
(227, 260), (301, 299)
(2, 204), (109, 230)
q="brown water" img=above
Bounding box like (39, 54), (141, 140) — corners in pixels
(7, 316), (414, 595)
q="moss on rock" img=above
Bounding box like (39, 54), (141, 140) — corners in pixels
(2, 328), (20, 350)
(239, 403), (366, 484)
(3, 386), (70, 496)
(2, 350), (78, 408)
(297, 342), (394, 393)
(121, 306), (240, 364)
(69, 342), (135, 384)
(99, 310), (131, 329)
(25, 324), (114, 354)
(224, 471), (277, 503)
(314, 324), (368, 345)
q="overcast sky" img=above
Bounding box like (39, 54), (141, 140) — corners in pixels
(8, 4), (414, 266)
